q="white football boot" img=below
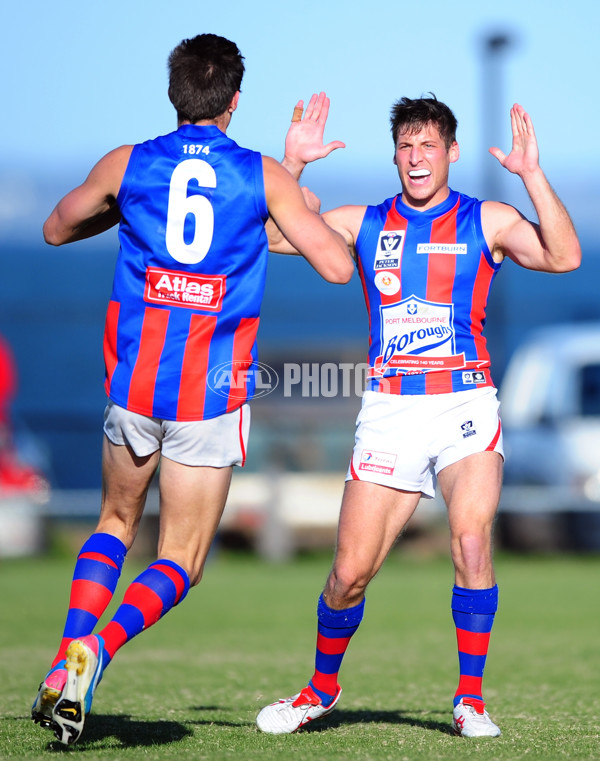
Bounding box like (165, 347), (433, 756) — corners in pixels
(52, 635), (106, 745)
(257, 684), (342, 734)
(452, 697), (501, 737)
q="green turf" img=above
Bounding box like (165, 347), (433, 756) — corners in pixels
(0, 549), (598, 759)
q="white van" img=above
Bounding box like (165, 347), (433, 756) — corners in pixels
(498, 322), (600, 550)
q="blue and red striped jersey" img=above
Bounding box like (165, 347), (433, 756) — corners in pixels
(103, 124), (269, 420)
(355, 189), (502, 395)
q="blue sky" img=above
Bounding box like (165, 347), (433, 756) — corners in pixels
(2, 0), (599, 241)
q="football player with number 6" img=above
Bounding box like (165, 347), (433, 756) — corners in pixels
(32, 34), (352, 746)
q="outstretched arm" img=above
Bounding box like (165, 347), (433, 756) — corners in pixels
(485, 104), (581, 272)
(282, 92), (346, 179)
(43, 145), (132, 246)
(264, 157), (354, 283)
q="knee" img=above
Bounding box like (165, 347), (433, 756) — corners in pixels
(451, 530), (493, 578)
(325, 564), (371, 608)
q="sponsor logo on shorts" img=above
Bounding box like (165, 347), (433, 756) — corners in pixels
(461, 420), (477, 438)
(374, 271), (401, 295)
(417, 243), (467, 255)
(462, 371), (487, 384)
(144, 267), (226, 310)
(358, 449), (397, 476)
(374, 230), (405, 270)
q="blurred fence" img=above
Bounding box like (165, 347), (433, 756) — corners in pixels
(2, 475), (600, 559)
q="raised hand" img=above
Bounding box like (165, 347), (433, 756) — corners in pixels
(489, 104), (540, 177)
(283, 92), (345, 176)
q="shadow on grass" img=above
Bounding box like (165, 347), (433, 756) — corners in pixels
(45, 714), (192, 750)
(299, 708), (453, 736)
(41, 707), (453, 749)
(189, 706), (453, 735)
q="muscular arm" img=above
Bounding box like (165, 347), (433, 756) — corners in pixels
(43, 145), (132, 246)
(263, 157), (355, 283)
(483, 104), (581, 272)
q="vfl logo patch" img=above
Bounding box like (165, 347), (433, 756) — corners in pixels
(462, 371), (487, 385)
(144, 267), (226, 311)
(374, 230), (405, 270)
(461, 420), (477, 438)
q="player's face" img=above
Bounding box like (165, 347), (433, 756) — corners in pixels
(394, 122), (459, 210)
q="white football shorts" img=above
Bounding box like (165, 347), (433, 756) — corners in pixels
(346, 387), (503, 498)
(103, 399), (250, 467)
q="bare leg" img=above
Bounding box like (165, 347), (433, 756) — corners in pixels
(324, 479), (422, 608)
(95, 436), (160, 548)
(156, 455), (232, 584)
(256, 479), (423, 732)
(438, 451), (503, 733)
(438, 451), (503, 588)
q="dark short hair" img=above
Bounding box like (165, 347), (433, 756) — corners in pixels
(168, 34), (245, 123)
(390, 94), (457, 149)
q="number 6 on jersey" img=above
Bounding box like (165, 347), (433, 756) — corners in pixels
(165, 158), (216, 264)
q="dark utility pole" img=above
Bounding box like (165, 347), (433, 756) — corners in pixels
(480, 31), (517, 382)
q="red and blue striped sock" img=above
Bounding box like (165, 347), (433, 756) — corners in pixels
(308, 594), (365, 706)
(51, 532), (127, 668)
(98, 559), (190, 664)
(451, 584), (498, 708)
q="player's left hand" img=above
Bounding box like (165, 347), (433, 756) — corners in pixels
(284, 92), (345, 168)
(489, 104), (540, 176)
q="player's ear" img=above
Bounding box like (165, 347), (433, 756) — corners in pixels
(449, 141), (459, 164)
(228, 91), (240, 114)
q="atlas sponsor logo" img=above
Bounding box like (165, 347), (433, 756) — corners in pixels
(144, 267), (226, 310)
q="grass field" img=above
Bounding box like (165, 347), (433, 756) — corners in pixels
(0, 547), (598, 760)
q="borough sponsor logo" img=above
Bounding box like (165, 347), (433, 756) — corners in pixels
(377, 295), (461, 372)
(144, 267), (226, 310)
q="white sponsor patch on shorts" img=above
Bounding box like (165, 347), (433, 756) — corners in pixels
(358, 449), (397, 476)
